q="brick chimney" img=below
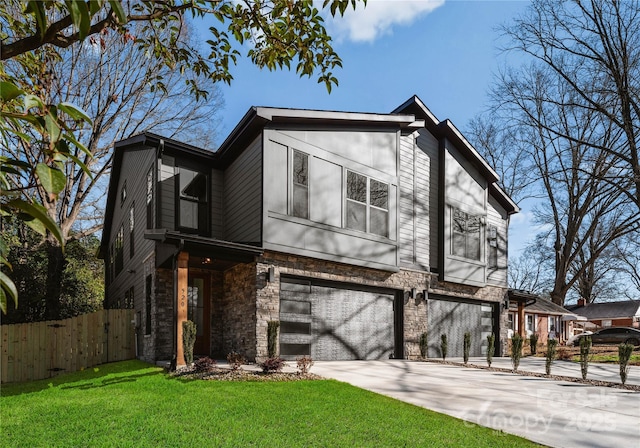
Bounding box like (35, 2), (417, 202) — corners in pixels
(577, 298), (587, 307)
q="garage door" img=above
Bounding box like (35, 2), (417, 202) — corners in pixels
(279, 278), (395, 360)
(427, 298), (494, 358)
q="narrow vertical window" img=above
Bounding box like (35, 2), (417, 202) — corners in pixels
(115, 225), (124, 275)
(488, 225), (498, 268)
(145, 275), (152, 335)
(125, 286), (134, 309)
(146, 167), (153, 229)
(120, 181), (127, 206)
(129, 203), (135, 258)
(292, 150), (309, 219)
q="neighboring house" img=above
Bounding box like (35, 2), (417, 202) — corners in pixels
(507, 292), (577, 344)
(567, 299), (640, 329)
(99, 96), (518, 366)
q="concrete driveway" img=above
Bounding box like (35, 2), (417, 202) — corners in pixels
(312, 359), (640, 448)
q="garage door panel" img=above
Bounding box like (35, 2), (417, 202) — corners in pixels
(427, 298), (493, 358)
(280, 280), (394, 360)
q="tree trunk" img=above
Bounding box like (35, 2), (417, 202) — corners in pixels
(45, 242), (66, 321)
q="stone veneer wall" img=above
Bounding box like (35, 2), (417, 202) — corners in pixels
(251, 250), (511, 361)
(222, 263), (258, 359)
(154, 268), (175, 361)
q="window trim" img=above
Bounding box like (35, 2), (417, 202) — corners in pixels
(129, 203), (135, 259)
(175, 165), (210, 236)
(450, 207), (483, 262)
(290, 149), (309, 219)
(146, 167), (154, 229)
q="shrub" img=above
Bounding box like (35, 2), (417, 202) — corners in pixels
(259, 356), (286, 373)
(486, 333), (495, 367)
(463, 332), (471, 364)
(267, 321), (280, 358)
(193, 357), (217, 373)
(511, 334), (524, 371)
(182, 320), (197, 365)
(296, 355), (314, 374)
(545, 339), (558, 375)
(579, 336), (592, 380)
(440, 334), (448, 361)
(556, 346), (572, 360)
(227, 351), (245, 371)
(618, 343), (634, 385)
(419, 332), (428, 359)
(529, 333), (539, 355)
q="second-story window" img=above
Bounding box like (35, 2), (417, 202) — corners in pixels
(452, 208), (481, 261)
(115, 225), (124, 276)
(292, 150), (309, 219)
(346, 171), (389, 237)
(178, 166), (208, 234)
(146, 167), (153, 229)
(129, 203), (135, 258)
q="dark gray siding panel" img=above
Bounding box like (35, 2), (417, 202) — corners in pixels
(224, 135), (262, 243)
(158, 155), (175, 230)
(211, 168), (224, 239)
(106, 147), (156, 319)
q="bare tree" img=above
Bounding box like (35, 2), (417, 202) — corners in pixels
(2, 22), (222, 318)
(502, 0), (640, 212)
(612, 233), (640, 298)
(508, 236), (554, 294)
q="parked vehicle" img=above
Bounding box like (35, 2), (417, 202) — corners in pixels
(566, 331), (592, 346)
(572, 327), (640, 346)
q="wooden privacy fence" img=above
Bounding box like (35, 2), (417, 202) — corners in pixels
(1, 309), (136, 384)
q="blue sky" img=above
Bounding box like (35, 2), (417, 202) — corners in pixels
(200, 1), (534, 256)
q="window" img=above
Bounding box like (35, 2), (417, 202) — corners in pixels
(452, 208), (481, 261)
(124, 286), (134, 309)
(177, 167), (208, 234)
(292, 150), (309, 219)
(115, 225), (124, 276)
(488, 225), (498, 268)
(129, 204), (135, 258)
(526, 314), (535, 333)
(145, 275), (152, 335)
(146, 167), (153, 229)
(346, 170), (389, 237)
(120, 181), (127, 206)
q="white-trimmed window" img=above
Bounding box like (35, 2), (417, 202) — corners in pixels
(488, 225), (498, 268)
(292, 150), (309, 219)
(177, 166), (208, 234)
(452, 208), (481, 261)
(346, 170), (388, 237)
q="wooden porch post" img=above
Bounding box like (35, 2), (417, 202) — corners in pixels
(518, 301), (526, 338)
(176, 251), (189, 367)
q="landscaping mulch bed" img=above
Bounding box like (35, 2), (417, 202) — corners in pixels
(171, 365), (322, 382)
(421, 359), (640, 392)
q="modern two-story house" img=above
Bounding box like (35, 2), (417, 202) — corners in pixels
(99, 96), (518, 366)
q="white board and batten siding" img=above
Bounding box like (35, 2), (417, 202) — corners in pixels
(224, 135), (263, 244)
(262, 128), (399, 271)
(399, 129), (438, 270)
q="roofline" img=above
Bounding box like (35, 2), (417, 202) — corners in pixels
(490, 183), (519, 215)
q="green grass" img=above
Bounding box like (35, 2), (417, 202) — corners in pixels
(1, 360), (540, 447)
(570, 353), (640, 364)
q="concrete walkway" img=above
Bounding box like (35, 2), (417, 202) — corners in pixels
(311, 358), (640, 448)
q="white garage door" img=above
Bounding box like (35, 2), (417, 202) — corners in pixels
(279, 279), (395, 360)
(427, 298), (494, 358)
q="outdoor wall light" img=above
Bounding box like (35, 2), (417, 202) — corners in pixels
(266, 266), (275, 283)
(410, 288), (417, 299)
(422, 290), (428, 301)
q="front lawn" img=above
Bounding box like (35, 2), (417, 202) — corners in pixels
(1, 360), (540, 447)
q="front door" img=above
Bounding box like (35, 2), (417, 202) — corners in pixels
(188, 273), (210, 355)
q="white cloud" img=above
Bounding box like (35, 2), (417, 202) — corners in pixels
(328, 0), (445, 43)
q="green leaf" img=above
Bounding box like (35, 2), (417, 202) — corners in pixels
(36, 163), (66, 195)
(23, 94), (44, 111)
(45, 113), (62, 142)
(25, 1), (47, 39)
(0, 81), (23, 101)
(66, 0), (92, 40)
(58, 102), (92, 123)
(0, 271), (19, 314)
(7, 199), (64, 247)
(109, 0), (127, 24)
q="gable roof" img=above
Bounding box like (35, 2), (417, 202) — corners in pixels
(509, 295), (575, 316)
(566, 300), (640, 320)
